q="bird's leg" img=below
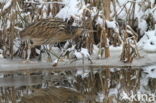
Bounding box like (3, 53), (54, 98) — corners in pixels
(43, 45), (52, 62)
(87, 56), (93, 64)
(22, 46), (32, 63)
(47, 51), (52, 62)
(82, 54), (84, 65)
(26, 47), (31, 60)
(22, 40), (36, 63)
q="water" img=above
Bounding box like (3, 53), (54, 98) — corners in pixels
(0, 65), (156, 103)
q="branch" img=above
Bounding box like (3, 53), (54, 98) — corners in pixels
(24, 1), (65, 5)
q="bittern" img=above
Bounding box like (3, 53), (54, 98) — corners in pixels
(20, 17), (84, 62)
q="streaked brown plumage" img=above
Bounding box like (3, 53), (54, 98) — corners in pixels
(20, 18), (83, 46)
(20, 17), (84, 61)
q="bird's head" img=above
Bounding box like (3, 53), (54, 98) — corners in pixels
(64, 16), (91, 39)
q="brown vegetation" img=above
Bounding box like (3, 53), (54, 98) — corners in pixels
(0, 0), (155, 63)
(20, 87), (85, 103)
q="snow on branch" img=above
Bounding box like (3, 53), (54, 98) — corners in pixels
(2, 0), (12, 11)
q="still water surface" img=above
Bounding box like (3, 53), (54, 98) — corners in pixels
(0, 65), (156, 103)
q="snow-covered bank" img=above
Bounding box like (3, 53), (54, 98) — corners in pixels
(0, 49), (156, 72)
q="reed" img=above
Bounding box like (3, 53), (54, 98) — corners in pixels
(0, 0), (155, 63)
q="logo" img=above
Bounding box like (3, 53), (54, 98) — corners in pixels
(121, 91), (155, 102)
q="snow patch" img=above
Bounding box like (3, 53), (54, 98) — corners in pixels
(3, 0), (12, 10)
(76, 69), (90, 78)
(106, 20), (119, 33)
(74, 48), (90, 59)
(0, 49), (3, 59)
(96, 92), (105, 103)
(110, 45), (122, 51)
(56, 0), (86, 19)
(143, 65), (156, 78)
(138, 30), (156, 52)
(0, 73), (4, 78)
(138, 19), (147, 36)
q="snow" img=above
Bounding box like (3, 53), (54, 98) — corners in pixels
(56, 0), (86, 20)
(39, 46), (61, 62)
(0, 1), (156, 102)
(0, 73), (4, 78)
(42, 5), (48, 18)
(0, 49), (3, 59)
(2, 0), (12, 11)
(140, 65), (156, 94)
(138, 30), (156, 52)
(142, 65), (156, 78)
(35, 48), (41, 55)
(153, 10), (156, 22)
(0, 0), (155, 69)
(13, 38), (21, 55)
(96, 16), (104, 26)
(138, 19), (148, 36)
(6, 20), (11, 29)
(110, 46), (122, 51)
(106, 20), (117, 29)
(0, 54), (3, 58)
(105, 20), (119, 33)
(96, 92), (105, 103)
(92, 45), (99, 56)
(52, 59), (58, 66)
(118, 0), (128, 6)
(74, 48), (90, 59)
(76, 69), (90, 78)
(0, 0), (5, 3)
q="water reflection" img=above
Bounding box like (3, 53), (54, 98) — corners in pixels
(0, 65), (156, 103)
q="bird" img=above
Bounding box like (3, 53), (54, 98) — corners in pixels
(19, 17), (84, 62)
